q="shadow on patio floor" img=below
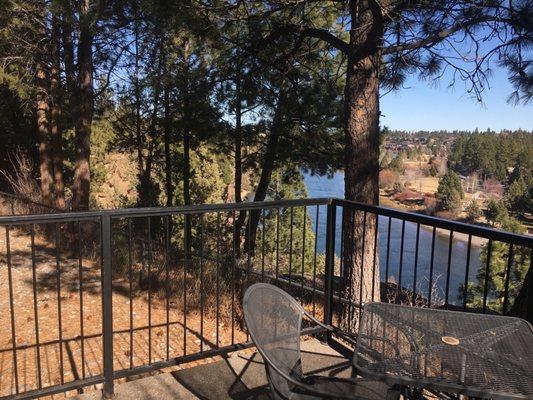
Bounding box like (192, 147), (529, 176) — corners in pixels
(74, 337), (352, 400)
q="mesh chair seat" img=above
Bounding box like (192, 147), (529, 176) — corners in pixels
(243, 283), (399, 400)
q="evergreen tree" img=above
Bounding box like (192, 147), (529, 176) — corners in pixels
(507, 152), (533, 214)
(465, 200), (481, 223)
(486, 199), (510, 226)
(256, 167), (319, 276)
(388, 152), (405, 174)
(437, 171), (464, 211)
(464, 217), (530, 315)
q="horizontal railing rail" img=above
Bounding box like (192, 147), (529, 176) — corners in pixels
(0, 198), (530, 400)
(0, 198), (332, 224)
(1, 197), (530, 247)
(333, 198), (532, 247)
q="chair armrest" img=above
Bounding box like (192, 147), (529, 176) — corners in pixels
(303, 310), (358, 347)
(330, 327), (358, 347)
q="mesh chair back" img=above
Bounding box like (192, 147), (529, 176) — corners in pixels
(243, 283), (305, 399)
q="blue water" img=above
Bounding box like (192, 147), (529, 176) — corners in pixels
(303, 171), (482, 305)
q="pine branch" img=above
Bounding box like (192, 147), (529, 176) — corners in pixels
(260, 25), (350, 55)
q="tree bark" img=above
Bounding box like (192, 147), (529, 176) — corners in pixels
(182, 128), (191, 191)
(50, 13), (65, 209)
(62, 11), (76, 114)
(163, 78), (172, 207)
(243, 96), (284, 254)
(72, 0), (94, 211)
(35, 2), (53, 206)
(133, 16), (147, 207)
(234, 81), (243, 205)
(341, 0), (383, 330)
(233, 80), (247, 255)
(183, 124), (192, 260)
(157, 31), (172, 209)
(181, 48), (193, 260)
(36, 65), (53, 206)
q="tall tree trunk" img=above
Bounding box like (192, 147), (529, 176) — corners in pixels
(183, 125), (192, 261)
(234, 80), (247, 256)
(158, 32), (172, 208)
(50, 14), (65, 209)
(161, 35), (172, 208)
(243, 97), (284, 254)
(62, 7), (77, 218)
(183, 101), (191, 206)
(35, 2), (53, 206)
(72, 0), (94, 211)
(181, 49), (193, 261)
(133, 16), (147, 207)
(341, 0), (383, 330)
(140, 149), (154, 208)
(36, 64), (53, 206)
(163, 82), (172, 207)
(62, 9), (77, 126)
(234, 82), (243, 204)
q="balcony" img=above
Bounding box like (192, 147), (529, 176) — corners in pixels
(0, 198), (531, 399)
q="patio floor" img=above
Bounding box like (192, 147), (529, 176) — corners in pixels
(74, 337), (383, 400)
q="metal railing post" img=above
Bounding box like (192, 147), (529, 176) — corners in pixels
(324, 202), (336, 333)
(526, 253), (533, 324)
(101, 213), (114, 398)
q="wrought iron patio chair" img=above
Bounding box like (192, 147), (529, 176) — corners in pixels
(243, 283), (400, 400)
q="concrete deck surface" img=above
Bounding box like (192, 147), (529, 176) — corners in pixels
(74, 338), (387, 400)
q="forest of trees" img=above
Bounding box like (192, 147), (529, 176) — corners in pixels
(1, 0), (531, 324)
(449, 130), (532, 214)
(450, 130), (532, 181)
(0, 0), (346, 214)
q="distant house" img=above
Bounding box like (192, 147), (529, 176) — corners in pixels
(394, 189), (425, 205)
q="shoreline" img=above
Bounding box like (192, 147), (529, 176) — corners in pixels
(304, 172), (497, 249)
(379, 195), (486, 247)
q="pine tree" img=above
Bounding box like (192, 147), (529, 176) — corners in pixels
(226, 0), (531, 327)
(465, 200), (481, 223)
(465, 217), (530, 315)
(437, 171), (464, 211)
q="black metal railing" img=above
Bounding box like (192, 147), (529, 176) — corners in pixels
(0, 198), (531, 399)
(326, 199), (532, 338)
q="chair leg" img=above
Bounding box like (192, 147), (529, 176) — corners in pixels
(385, 389), (401, 400)
(396, 385), (428, 400)
(386, 384), (403, 400)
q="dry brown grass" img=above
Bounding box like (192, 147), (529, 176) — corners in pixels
(0, 151), (56, 216)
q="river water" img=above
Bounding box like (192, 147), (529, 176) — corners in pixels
(303, 171), (482, 306)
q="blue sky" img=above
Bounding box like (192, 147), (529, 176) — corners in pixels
(381, 66), (532, 132)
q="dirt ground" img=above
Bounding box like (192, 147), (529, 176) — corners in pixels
(0, 225), (251, 399)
